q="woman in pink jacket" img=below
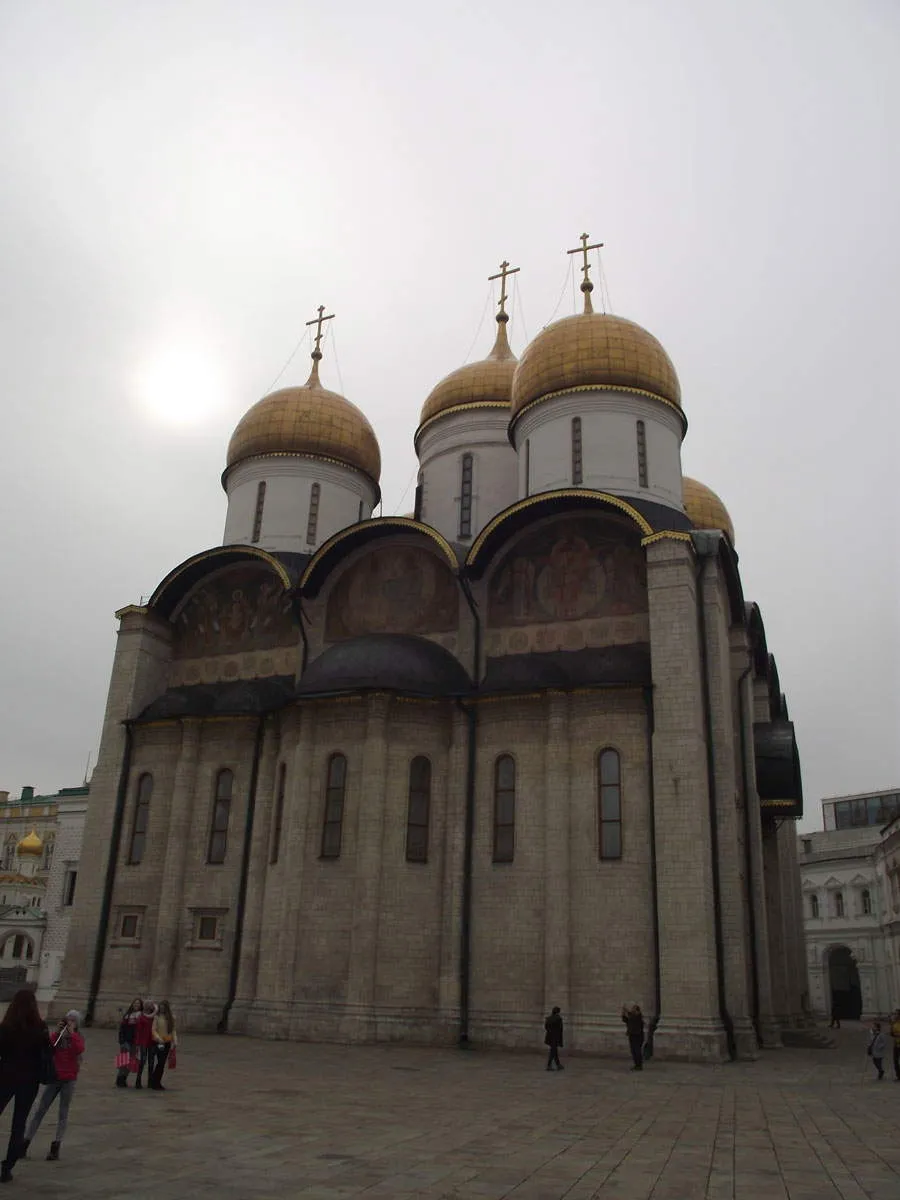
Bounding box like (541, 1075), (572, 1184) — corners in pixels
(23, 1009), (85, 1162)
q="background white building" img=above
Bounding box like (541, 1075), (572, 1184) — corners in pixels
(799, 789), (900, 1021)
(0, 783), (88, 1004)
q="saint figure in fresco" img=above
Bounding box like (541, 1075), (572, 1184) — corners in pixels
(537, 535), (603, 620)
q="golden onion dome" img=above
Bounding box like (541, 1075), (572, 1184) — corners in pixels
(418, 318), (517, 430)
(17, 830), (43, 858)
(683, 477), (735, 544)
(226, 361), (381, 485)
(510, 312), (681, 421)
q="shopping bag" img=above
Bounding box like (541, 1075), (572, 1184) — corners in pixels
(129, 1054), (140, 1072)
(115, 1049), (130, 1070)
(168, 1048), (177, 1070)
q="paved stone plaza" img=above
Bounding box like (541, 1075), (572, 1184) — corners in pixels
(11, 1025), (900, 1199)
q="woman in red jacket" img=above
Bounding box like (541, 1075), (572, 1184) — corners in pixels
(0, 989), (51, 1183)
(134, 1001), (156, 1089)
(23, 1009), (85, 1162)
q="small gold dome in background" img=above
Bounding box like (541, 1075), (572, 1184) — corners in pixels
(418, 320), (517, 429)
(226, 376), (381, 485)
(683, 477), (735, 544)
(510, 312), (681, 420)
(17, 830), (43, 857)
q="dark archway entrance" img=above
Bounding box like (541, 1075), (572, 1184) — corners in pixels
(828, 945), (862, 1020)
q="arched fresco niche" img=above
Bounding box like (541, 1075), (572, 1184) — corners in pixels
(324, 544), (459, 642)
(485, 514), (648, 657)
(170, 565), (297, 685)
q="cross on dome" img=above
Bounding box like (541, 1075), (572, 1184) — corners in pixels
(304, 304), (335, 384)
(488, 260), (520, 324)
(567, 233), (604, 314)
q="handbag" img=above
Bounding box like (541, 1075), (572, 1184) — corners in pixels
(115, 1049), (131, 1070)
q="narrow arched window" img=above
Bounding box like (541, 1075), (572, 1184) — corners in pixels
(357, 498), (364, 522)
(524, 439), (531, 497)
(207, 769), (233, 864)
(270, 763), (286, 865)
(598, 749), (622, 860)
(306, 482), (321, 546)
(252, 481), (266, 543)
(835, 890), (844, 918)
(493, 755), (516, 863)
(636, 420), (648, 488)
(406, 757), (431, 863)
(862, 888), (872, 916)
(809, 893), (819, 919)
(459, 454), (474, 539)
(321, 753), (347, 859)
(127, 773), (153, 865)
(571, 417), (583, 485)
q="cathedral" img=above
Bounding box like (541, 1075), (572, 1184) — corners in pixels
(56, 243), (808, 1061)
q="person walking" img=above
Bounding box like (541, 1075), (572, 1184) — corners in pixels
(22, 1010), (84, 1162)
(115, 997), (143, 1088)
(829, 1001), (841, 1030)
(0, 989), (51, 1183)
(621, 1002), (645, 1071)
(149, 1001), (177, 1091)
(867, 1020), (889, 1080)
(890, 1008), (900, 1082)
(134, 1002), (157, 1090)
(544, 1007), (564, 1071)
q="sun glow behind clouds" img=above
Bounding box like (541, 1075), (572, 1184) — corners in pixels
(134, 341), (226, 427)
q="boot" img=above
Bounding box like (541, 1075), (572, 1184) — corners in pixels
(116, 1075), (127, 1088)
(135, 1078), (143, 1089)
(46, 1143), (60, 1162)
(1, 1162), (12, 1184)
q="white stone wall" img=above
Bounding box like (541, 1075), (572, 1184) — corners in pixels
(415, 409), (518, 545)
(512, 390), (684, 510)
(36, 793), (88, 1003)
(223, 456), (377, 554)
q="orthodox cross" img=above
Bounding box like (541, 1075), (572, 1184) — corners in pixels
(488, 260), (520, 320)
(305, 304), (335, 361)
(567, 233), (603, 312)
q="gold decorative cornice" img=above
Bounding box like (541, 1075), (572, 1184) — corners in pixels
(640, 530), (694, 548)
(414, 400), (510, 447)
(466, 489), (654, 569)
(300, 516), (459, 590)
(221, 449), (381, 499)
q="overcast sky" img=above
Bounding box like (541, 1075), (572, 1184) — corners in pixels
(1, 0), (897, 829)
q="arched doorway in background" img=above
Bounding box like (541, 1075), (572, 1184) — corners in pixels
(828, 945), (862, 1020)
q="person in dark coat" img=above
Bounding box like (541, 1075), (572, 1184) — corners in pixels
(621, 1002), (645, 1071)
(0, 989), (51, 1183)
(544, 1006), (564, 1071)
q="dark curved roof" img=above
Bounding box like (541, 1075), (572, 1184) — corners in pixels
(296, 634), (471, 697)
(754, 719), (803, 819)
(136, 676), (296, 721)
(148, 546), (293, 620)
(301, 519), (461, 599)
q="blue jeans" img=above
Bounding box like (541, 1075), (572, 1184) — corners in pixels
(26, 1080), (76, 1144)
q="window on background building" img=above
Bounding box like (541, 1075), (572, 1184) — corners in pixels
(63, 870), (77, 907)
(42, 837), (54, 872)
(127, 773), (153, 865)
(598, 749), (623, 859)
(251, 480), (266, 544)
(12, 936), (23, 959)
(862, 888), (872, 915)
(835, 891), (845, 918)
(802, 839), (812, 855)
(320, 753), (347, 859)
(2, 838), (14, 871)
(459, 454), (474, 539)
(406, 757), (431, 863)
(306, 482), (321, 545)
(207, 769), (233, 865)
(270, 763), (286, 865)
(493, 755), (516, 863)
(636, 420), (648, 488)
(571, 417), (583, 485)
(810, 894), (819, 919)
